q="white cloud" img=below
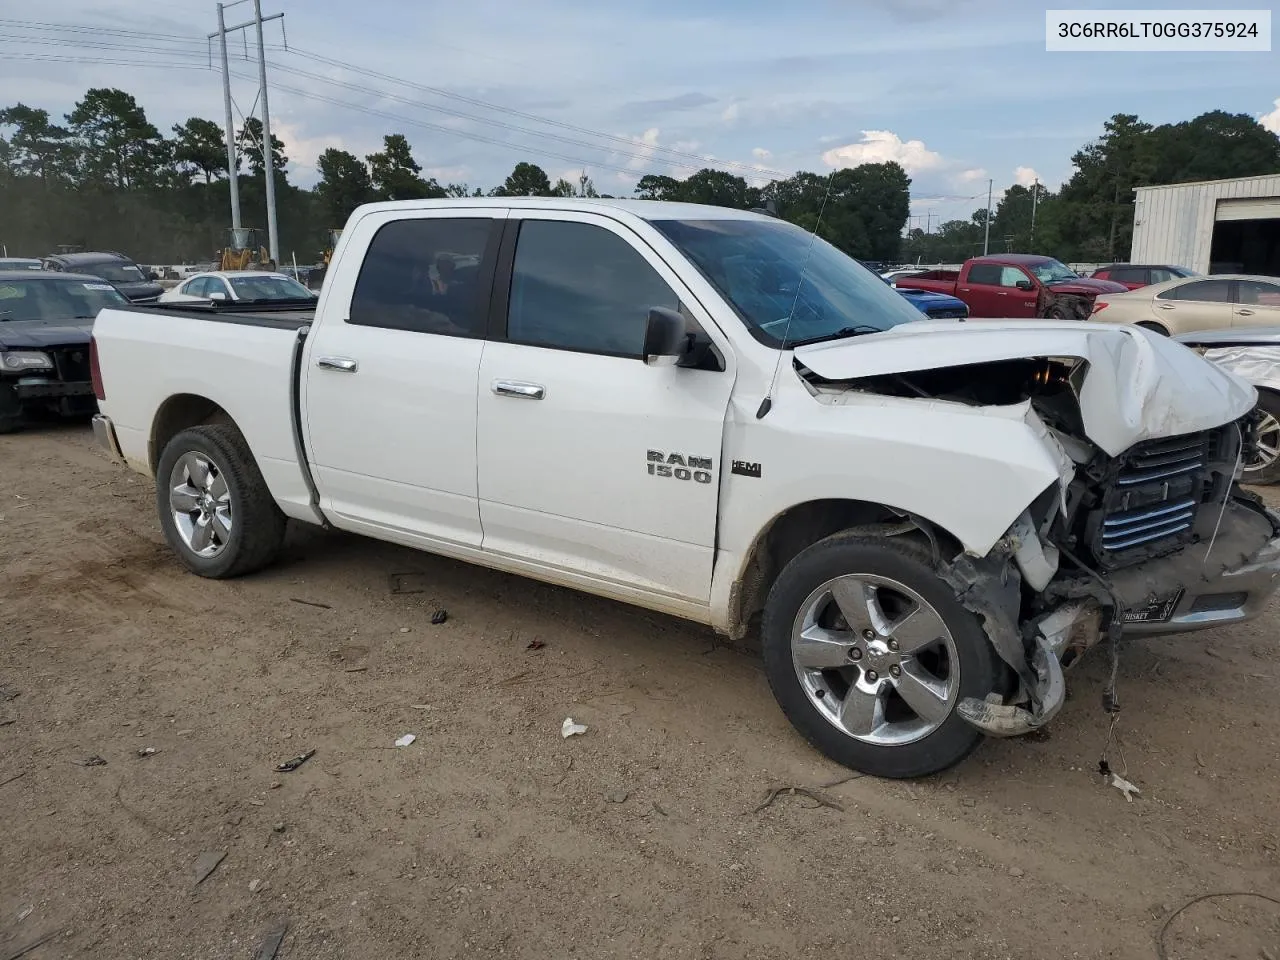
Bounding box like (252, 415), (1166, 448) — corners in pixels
(721, 102), (740, 123)
(626, 127), (662, 171)
(821, 130), (943, 173)
(1261, 98), (1280, 134)
(751, 147), (772, 160)
(425, 165), (472, 184)
(1014, 165), (1040, 187)
(272, 121), (349, 177)
(955, 167), (987, 183)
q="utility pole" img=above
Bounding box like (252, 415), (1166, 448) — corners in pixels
(214, 3), (241, 234)
(208, 0), (285, 262)
(253, 0), (279, 264)
(982, 178), (993, 256)
(1030, 178), (1039, 249)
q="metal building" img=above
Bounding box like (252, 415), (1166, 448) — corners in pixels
(1131, 174), (1280, 277)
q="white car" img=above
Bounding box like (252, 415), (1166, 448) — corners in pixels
(87, 198), (1280, 779)
(160, 270), (315, 303)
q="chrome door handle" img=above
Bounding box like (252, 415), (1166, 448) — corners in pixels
(492, 380), (545, 400)
(1158, 303), (1176, 310)
(1238, 309), (1255, 316)
(317, 356), (358, 372)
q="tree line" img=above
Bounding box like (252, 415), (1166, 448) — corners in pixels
(904, 111), (1280, 265)
(3, 86), (1278, 266)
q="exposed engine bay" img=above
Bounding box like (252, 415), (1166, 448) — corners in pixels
(797, 350), (1280, 737)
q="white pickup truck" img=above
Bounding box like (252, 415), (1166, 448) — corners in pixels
(89, 198), (1280, 778)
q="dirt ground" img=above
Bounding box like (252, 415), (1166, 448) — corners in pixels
(2, 424), (1279, 960)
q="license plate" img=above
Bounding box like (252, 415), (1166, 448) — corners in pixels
(1122, 589), (1184, 624)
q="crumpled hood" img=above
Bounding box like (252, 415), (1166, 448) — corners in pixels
(793, 318), (1257, 456)
(1046, 277), (1128, 295)
(0, 320), (93, 349)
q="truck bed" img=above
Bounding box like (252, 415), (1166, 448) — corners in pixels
(120, 299), (316, 330)
(91, 300), (315, 518)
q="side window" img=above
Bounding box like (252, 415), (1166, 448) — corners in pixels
(1147, 268), (1177, 284)
(1158, 279), (1232, 303)
(1238, 280), (1280, 307)
(966, 263), (1001, 285)
(349, 217), (494, 336)
(186, 277), (208, 297)
(506, 220), (679, 356)
(998, 266), (1029, 288)
(1112, 267), (1145, 284)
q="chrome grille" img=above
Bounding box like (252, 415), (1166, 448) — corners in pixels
(1089, 430), (1218, 568)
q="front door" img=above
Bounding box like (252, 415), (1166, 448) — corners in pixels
(475, 212), (734, 603)
(1234, 279), (1280, 327)
(960, 264), (1038, 318)
(1151, 278), (1234, 332)
(302, 209), (504, 547)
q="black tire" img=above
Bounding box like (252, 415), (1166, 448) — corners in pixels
(155, 424), (287, 578)
(0, 383), (23, 433)
(1136, 320), (1170, 336)
(1243, 390), (1280, 486)
(1045, 305), (1073, 321)
(0, 419), (21, 435)
(761, 534), (1001, 779)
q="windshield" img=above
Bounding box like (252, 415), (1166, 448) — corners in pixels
(228, 275), (314, 300)
(651, 218), (923, 347)
(87, 262), (146, 284)
(0, 277), (127, 322)
(1030, 259), (1080, 283)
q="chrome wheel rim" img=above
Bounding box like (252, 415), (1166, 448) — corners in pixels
(169, 452), (233, 558)
(1244, 411), (1280, 477)
(791, 574), (959, 747)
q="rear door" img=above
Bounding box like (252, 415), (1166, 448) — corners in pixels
(474, 211), (734, 603)
(1152, 278), (1234, 331)
(1234, 279), (1280, 327)
(302, 208), (505, 547)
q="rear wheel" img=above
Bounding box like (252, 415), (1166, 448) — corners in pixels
(1136, 320), (1170, 336)
(156, 424), (286, 578)
(761, 534), (1000, 779)
(1243, 390), (1280, 485)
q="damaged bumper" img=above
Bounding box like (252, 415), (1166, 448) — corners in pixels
(1121, 507), (1280, 635)
(949, 497), (1280, 739)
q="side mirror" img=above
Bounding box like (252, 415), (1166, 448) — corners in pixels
(208, 292), (227, 302)
(643, 306), (687, 366)
(1015, 279), (1034, 291)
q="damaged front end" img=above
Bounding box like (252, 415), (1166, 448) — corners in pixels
(795, 327), (1280, 740)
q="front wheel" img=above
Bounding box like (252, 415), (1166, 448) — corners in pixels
(155, 424), (287, 578)
(1243, 390), (1280, 485)
(761, 535), (1001, 779)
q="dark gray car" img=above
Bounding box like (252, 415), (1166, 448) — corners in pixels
(42, 251), (164, 302)
(0, 270), (128, 432)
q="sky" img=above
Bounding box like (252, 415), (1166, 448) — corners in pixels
(2, 0), (1278, 226)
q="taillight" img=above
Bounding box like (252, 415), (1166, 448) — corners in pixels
(90, 334), (105, 400)
(1091, 301), (1109, 315)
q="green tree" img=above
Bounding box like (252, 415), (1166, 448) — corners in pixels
(0, 103), (76, 187)
(492, 161), (552, 196)
(366, 133), (445, 201)
(549, 177), (577, 197)
(315, 147), (374, 226)
(66, 88), (167, 190)
(633, 174), (682, 200)
(238, 117), (287, 174)
(172, 117), (228, 184)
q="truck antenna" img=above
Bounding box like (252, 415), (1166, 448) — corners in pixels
(756, 169), (838, 419)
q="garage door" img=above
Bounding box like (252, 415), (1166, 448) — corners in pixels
(1216, 197), (1280, 221)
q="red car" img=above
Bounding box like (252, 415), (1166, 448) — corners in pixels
(895, 254), (1127, 320)
(1089, 263), (1200, 290)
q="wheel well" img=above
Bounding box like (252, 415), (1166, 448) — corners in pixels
(1136, 320), (1170, 336)
(150, 394), (236, 473)
(728, 499), (960, 641)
